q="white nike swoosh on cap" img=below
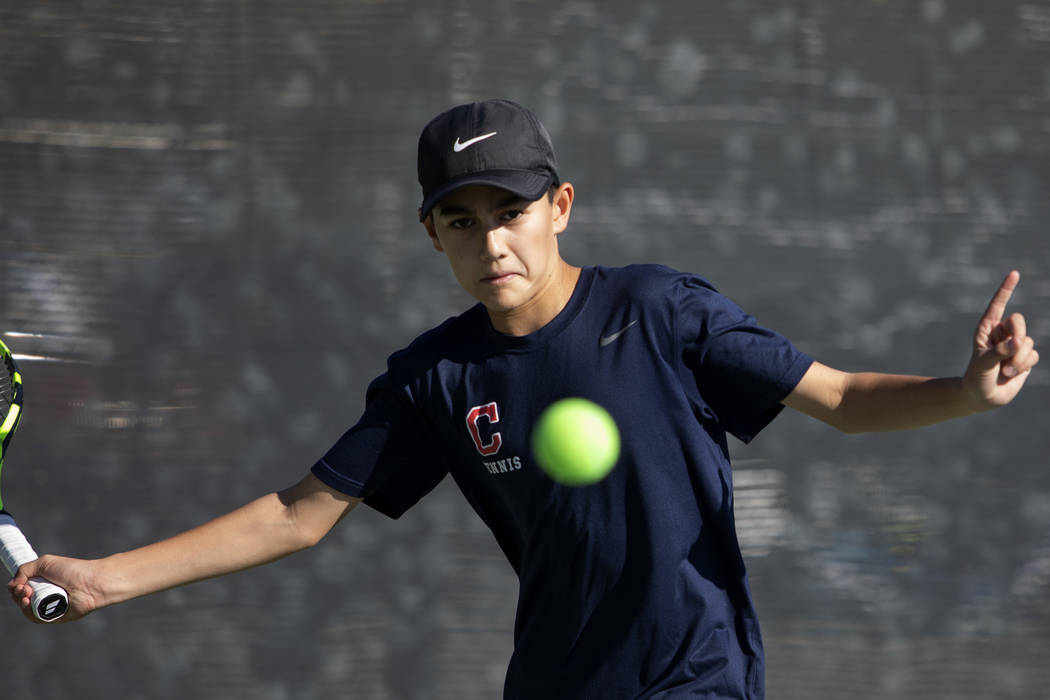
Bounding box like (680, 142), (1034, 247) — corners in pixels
(453, 132), (498, 152)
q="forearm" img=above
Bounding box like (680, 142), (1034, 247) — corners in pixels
(9, 474), (356, 622)
(833, 373), (980, 433)
(784, 362), (985, 434)
(97, 491), (313, 608)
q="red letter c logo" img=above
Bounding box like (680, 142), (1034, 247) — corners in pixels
(466, 403), (502, 456)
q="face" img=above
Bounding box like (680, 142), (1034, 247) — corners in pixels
(423, 183), (576, 335)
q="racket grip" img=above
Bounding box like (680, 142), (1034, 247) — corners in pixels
(0, 512), (68, 622)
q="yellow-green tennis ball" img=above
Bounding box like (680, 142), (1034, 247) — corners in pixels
(532, 398), (620, 486)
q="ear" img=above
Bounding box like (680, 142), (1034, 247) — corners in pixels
(551, 182), (574, 235)
(422, 214), (444, 252)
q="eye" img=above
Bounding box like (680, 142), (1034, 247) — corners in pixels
(448, 217), (474, 230)
(500, 209), (524, 223)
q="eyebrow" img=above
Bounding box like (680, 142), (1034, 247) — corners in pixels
(436, 194), (532, 218)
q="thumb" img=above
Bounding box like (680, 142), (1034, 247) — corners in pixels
(8, 557), (49, 599)
(7, 559), (37, 590)
(8, 564), (34, 614)
(974, 337), (1017, 370)
(9, 559), (42, 597)
(16, 558), (45, 579)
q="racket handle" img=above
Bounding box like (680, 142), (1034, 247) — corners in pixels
(0, 512), (68, 622)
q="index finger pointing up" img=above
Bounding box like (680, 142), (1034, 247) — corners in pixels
(981, 270), (1021, 328)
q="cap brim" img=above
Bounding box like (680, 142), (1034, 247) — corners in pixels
(419, 170), (554, 222)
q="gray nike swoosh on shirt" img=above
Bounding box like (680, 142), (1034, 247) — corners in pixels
(599, 320), (638, 346)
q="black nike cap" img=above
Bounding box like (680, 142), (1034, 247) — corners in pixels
(417, 99), (560, 222)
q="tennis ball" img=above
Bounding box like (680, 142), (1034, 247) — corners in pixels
(532, 398), (620, 486)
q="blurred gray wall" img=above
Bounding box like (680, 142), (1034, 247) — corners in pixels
(2, 1), (1049, 698)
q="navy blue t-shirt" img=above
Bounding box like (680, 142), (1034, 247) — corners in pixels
(312, 264), (813, 699)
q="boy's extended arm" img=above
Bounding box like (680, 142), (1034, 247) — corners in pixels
(7, 473), (360, 623)
(783, 271), (1039, 433)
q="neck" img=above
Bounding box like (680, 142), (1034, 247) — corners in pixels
(489, 261), (581, 337)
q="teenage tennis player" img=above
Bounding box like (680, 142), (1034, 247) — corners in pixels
(9, 100), (1038, 698)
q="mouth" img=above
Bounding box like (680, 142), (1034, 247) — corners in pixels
(481, 272), (518, 285)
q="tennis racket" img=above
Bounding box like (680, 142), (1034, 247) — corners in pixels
(0, 336), (68, 622)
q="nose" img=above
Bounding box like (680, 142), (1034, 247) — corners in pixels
(480, 226), (508, 262)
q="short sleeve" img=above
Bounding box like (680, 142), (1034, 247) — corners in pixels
(311, 375), (449, 519)
(675, 275), (813, 443)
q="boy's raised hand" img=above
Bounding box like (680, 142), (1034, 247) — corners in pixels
(964, 270), (1039, 409)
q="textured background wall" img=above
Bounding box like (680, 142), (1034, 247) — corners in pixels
(2, 1), (1049, 697)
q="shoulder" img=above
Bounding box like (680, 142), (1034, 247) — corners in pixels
(591, 265), (756, 348)
(593, 263), (722, 307)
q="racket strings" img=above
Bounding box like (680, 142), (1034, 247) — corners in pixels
(0, 372), (13, 412)
(0, 354), (17, 419)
